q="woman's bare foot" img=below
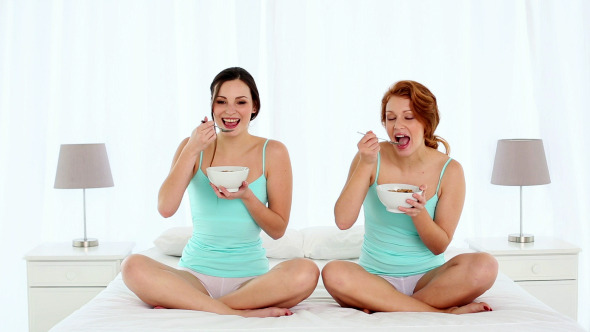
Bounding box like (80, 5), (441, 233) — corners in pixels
(446, 302), (492, 314)
(240, 307), (293, 318)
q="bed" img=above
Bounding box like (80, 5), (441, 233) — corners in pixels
(50, 226), (584, 332)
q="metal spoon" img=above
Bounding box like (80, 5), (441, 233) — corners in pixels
(357, 131), (400, 145)
(214, 125), (234, 133)
(201, 119), (234, 132)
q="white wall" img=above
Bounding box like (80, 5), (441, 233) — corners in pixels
(1, 1), (588, 330)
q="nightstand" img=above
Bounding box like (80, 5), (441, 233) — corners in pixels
(24, 241), (134, 332)
(466, 237), (580, 320)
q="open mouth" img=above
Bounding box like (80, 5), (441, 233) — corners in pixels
(222, 118), (240, 129)
(395, 135), (410, 147)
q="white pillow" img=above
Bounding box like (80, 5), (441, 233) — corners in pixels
(260, 229), (304, 259)
(153, 226), (305, 258)
(153, 226), (192, 256)
(301, 226), (364, 259)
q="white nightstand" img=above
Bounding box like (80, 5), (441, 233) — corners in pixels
(466, 237), (580, 320)
(24, 241), (134, 332)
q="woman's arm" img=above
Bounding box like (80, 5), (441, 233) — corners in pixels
(406, 160), (466, 254)
(158, 120), (216, 218)
(239, 140), (293, 239)
(334, 133), (380, 230)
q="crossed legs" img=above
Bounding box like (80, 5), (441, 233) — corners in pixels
(321, 252), (498, 314)
(121, 254), (319, 317)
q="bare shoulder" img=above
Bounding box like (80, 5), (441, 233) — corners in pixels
(179, 137), (190, 148)
(429, 149), (462, 173)
(440, 154), (465, 189)
(259, 139), (291, 179)
(428, 148), (464, 182)
(263, 139), (290, 159)
(446, 157), (464, 174)
(173, 137), (191, 159)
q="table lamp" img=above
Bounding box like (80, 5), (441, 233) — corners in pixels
(491, 139), (550, 243)
(54, 143), (114, 247)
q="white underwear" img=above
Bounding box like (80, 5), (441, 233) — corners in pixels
(378, 273), (425, 296)
(179, 267), (256, 299)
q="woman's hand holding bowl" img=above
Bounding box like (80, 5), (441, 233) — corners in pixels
(398, 184), (427, 217)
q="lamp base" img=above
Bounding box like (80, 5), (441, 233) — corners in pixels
(508, 233), (534, 243)
(73, 238), (99, 247)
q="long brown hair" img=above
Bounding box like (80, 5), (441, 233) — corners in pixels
(381, 80), (450, 154)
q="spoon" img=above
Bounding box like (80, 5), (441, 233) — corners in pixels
(357, 131), (400, 145)
(201, 119), (234, 132)
(214, 125), (234, 133)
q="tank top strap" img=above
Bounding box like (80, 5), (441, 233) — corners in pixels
(374, 152), (381, 183)
(198, 150), (203, 169)
(435, 158), (453, 194)
(262, 139), (270, 174)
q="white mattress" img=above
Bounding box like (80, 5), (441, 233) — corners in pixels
(50, 247), (584, 332)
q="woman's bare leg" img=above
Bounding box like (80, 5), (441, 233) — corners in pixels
(219, 258), (320, 309)
(121, 254), (291, 317)
(412, 252), (498, 309)
(321, 260), (493, 314)
(322, 260), (445, 312)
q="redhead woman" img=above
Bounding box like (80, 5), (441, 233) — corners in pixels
(322, 80), (498, 314)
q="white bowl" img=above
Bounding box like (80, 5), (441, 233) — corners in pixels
(206, 166), (249, 192)
(376, 183), (422, 213)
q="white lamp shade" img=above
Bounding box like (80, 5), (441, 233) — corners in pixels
(54, 143), (114, 189)
(491, 139), (550, 186)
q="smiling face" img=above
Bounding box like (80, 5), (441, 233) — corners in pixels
(384, 96), (425, 154)
(212, 79), (256, 132)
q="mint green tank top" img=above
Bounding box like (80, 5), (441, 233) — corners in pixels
(359, 153), (452, 277)
(178, 140), (270, 277)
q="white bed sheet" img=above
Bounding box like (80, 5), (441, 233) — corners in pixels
(50, 247), (584, 332)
